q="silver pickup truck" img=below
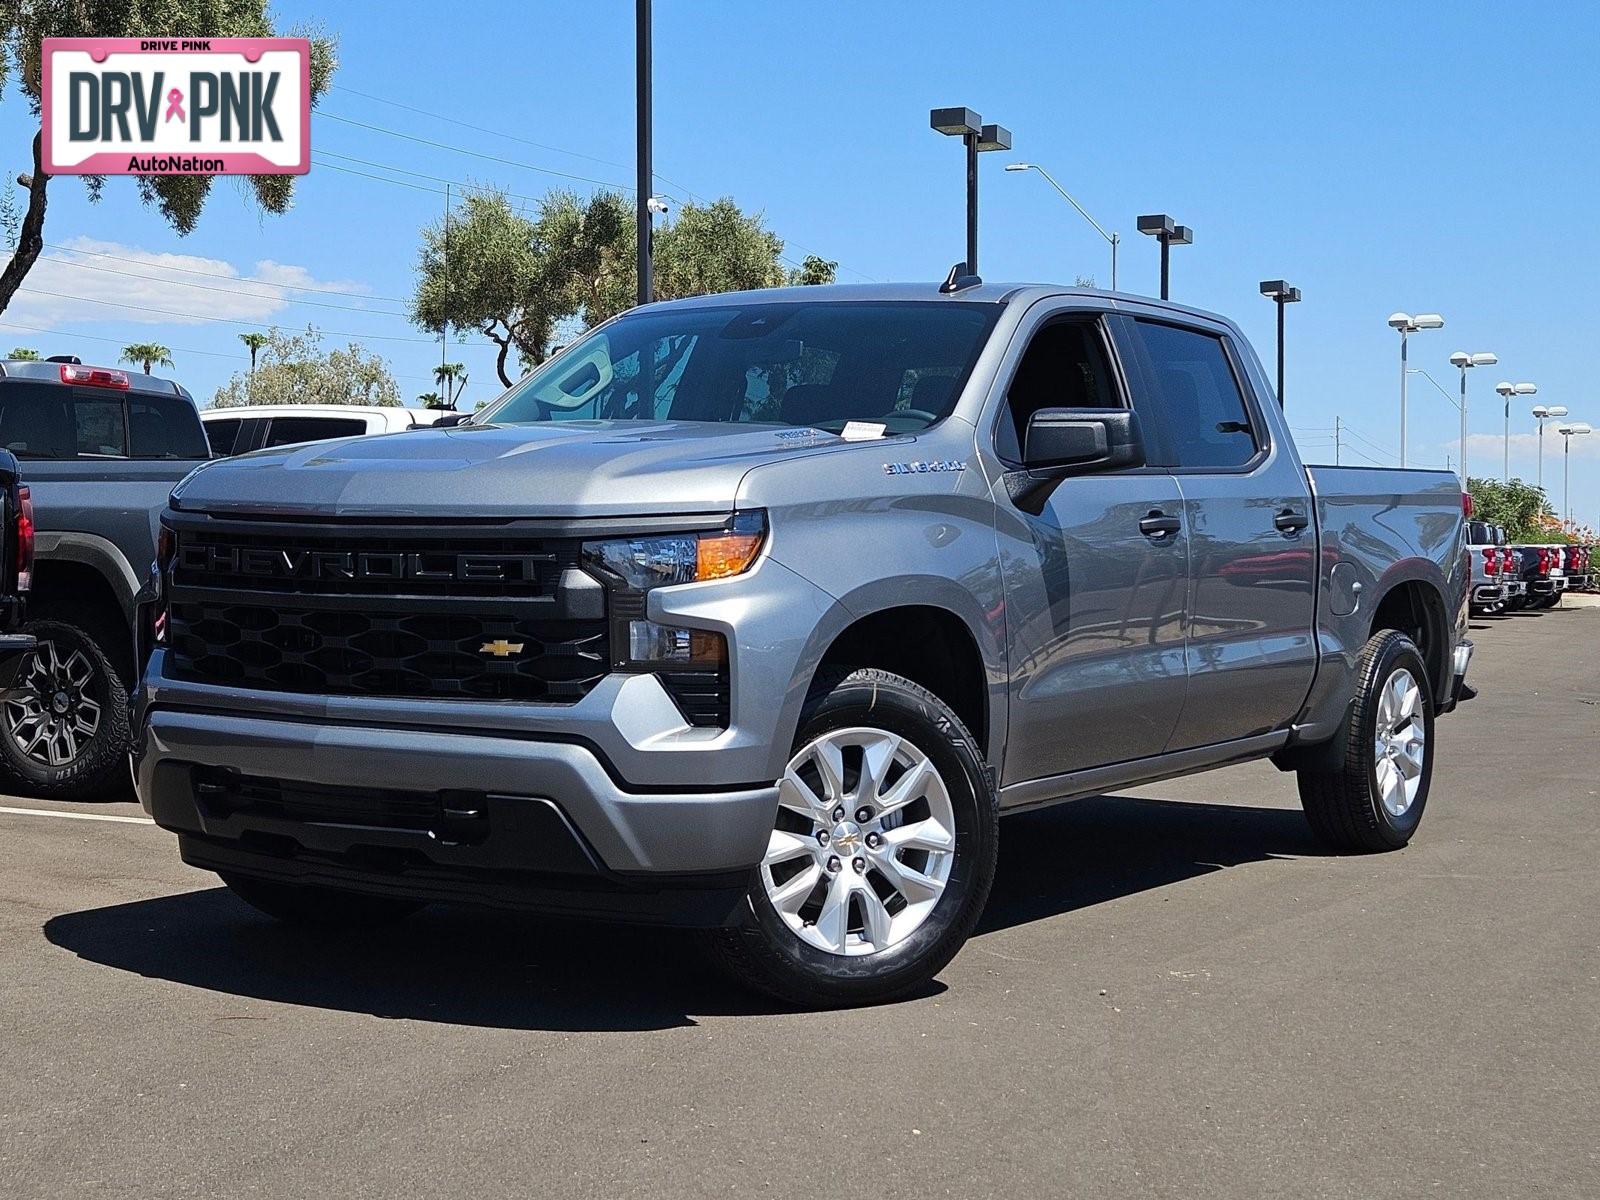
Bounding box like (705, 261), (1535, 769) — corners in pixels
(134, 283), (1472, 1006)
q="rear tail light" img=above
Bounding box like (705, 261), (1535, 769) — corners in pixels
(1482, 547), (1498, 575)
(59, 363), (130, 389)
(1538, 547), (1551, 573)
(1501, 547), (1515, 575)
(1462, 492), (1474, 518)
(14, 485), (33, 592)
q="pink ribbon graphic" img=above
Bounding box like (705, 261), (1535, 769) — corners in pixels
(164, 88), (185, 123)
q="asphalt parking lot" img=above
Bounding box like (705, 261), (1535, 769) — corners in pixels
(2, 604), (1596, 1200)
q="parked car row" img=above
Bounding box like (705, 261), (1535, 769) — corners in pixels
(1466, 519), (1593, 617)
(0, 355), (465, 798)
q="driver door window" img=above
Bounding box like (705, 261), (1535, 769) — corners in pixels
(996, 319), (1120, 463)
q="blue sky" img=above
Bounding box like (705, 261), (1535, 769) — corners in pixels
(3, 0), (1597, 522)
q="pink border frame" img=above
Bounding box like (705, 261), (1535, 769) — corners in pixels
(41, 37), (311, 175)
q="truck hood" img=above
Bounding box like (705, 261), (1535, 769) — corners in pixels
(171, 420), (853, 518)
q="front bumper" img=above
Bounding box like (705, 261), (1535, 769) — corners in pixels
(136, 707), (777, 925)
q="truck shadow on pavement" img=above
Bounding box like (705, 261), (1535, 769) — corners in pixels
(43, 794), (1323, 1031)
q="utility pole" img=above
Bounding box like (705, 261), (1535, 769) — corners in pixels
(1334, 415), (1342, 465)
(441, 181), (450, 389)
(635, 0), (653, 306)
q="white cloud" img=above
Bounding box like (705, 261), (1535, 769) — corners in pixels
(5, 236), (375, 327)
(1466, 431), (1600, 461)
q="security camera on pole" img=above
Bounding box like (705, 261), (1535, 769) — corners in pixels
(1388, 312), (1444, 467)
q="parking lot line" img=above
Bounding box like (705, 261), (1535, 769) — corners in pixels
(0, 803), (154, 825)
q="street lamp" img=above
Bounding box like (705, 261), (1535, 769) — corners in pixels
(1258, 280), (1302, 407)
(930, 107), (1011, 277)
(1388, 312), (1444, 467)
(1494, 381), (1538, 481)
(1532, 403), (1569, 489)
(1556, 422), (1592, 522)
(1136, 214), (1191, 300)
(1447, 349), (1496, 483)
(1005, 163), (1119, 289)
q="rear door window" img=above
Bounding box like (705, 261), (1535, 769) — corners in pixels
(1121, 320), (1259, 470)
(262, 415), (369, 447)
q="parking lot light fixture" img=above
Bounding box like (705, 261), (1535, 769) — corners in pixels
(1259, 281), (1302, 406)
(930, 107), (1010, 277)
(1389, 311), (1446, 466)
(1533, 403), (1570, 488)
(1557, 422), (1593, 521)
(1007, 162), (1120, 290)
(1448, 350), (1496, 483)
(1137, 214), (1191, 300)
(1496, 381), (1538, 481)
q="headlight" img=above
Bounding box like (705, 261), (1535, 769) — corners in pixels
(581, 510), (766, 592)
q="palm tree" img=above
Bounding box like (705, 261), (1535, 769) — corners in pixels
(416, 391), (443, 407)
(238, 332), (270, 404)
(433, 362), (467, 409)
(120, 342), (174, 375)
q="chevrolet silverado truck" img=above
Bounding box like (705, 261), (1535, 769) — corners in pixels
(0, 358), (209, 796)
(134, 283), (1472, 1006)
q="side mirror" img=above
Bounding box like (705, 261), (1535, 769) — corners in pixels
(1022, 408), (1145, 473)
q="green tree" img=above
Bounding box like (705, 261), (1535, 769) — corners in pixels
(1468, 476), (1560, 542)
(208, 328), (398, 409)
(413, 189), (830, 386)
(120, 342), (173, 375)
(416, 391), (442, 407)
(0, 4), (337, 316)
(238, 331), (269, 403)
(7, 346), (38, 360)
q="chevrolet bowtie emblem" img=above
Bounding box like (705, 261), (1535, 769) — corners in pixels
(479, 639), (525, 658)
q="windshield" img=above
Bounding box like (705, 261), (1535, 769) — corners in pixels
(476, 300), (1000, 433)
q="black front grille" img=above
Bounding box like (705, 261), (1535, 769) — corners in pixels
(166, 521), (610, 703)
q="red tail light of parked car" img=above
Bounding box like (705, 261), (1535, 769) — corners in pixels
(1482, 547), (1499, 575)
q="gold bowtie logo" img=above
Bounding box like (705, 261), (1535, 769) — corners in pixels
(479, 639), (525, 658)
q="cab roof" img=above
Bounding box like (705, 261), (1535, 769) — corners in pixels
(0, 358), (193, 399)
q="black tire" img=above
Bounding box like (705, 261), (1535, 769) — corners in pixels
(0, 619), (130, 800)
(712, 667), (999, 1008)
(1297, 630), (1435, 853)
(1504, 594), (1527, 611)
(1530, 593), (1560, 610)
(220, 873), (426, 927)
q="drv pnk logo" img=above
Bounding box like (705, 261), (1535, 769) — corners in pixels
(42, 38), (310, 175)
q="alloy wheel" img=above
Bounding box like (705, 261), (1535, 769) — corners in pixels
(1372, 667), (1425, 818)
(3, 639), (102, 768)
(762, 726), (957, 957)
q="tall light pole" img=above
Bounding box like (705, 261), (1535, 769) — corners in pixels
(930, 108), (1011, 277)
(1532, 404), (1568, 489)
(1137, 214), (1192, 300)
(1447, 349), (1496, 483)
(1494, 380), (1537, 481)
(1557, 422), (1592, 521)
(635, 0), (653, 306)
(1388, 312), (1444, 467)
(1005, 163), (1119, 289)
(1258, 280), (1301, 407)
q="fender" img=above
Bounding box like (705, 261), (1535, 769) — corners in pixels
(33, 531), (141, 620)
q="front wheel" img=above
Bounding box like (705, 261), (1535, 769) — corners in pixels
(1297, 630), (1434, 853)
(713, 668), (998, 1008)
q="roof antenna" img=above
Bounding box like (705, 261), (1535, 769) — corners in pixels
(940, 261), (982, 294)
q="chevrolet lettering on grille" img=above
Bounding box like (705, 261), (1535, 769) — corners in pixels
(178, 543), (546, 584)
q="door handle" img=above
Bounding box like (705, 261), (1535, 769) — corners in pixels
(1139, 511), (1182, 539)
(1273, 509), (1309, 534)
